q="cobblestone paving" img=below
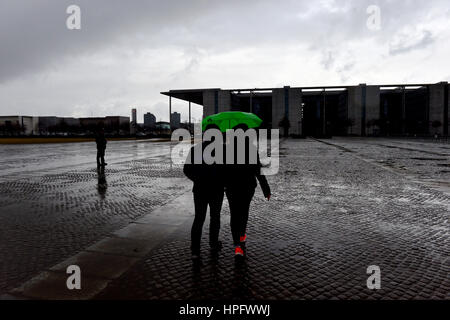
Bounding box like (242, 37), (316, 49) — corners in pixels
(317, 137), (450, 183)
(96, 138), (449, 300)
(0, 141), (188, 295)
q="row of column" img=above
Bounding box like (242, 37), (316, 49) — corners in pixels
(199, 82), (449, 136)
(349, 82), (449, 136)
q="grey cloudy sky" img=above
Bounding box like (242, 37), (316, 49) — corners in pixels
(0, 0), (449, 122)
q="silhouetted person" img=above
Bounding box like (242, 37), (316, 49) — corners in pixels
(225, 125), (271, 259)
(184, 133), (225, 261)
(95, 129), (108, 168)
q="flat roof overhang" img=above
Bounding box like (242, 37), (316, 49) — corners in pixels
(161, 83), (437, 105)
(161, 88), (221, 106)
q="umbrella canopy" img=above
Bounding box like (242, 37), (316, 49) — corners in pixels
(202, 111), (263, 132)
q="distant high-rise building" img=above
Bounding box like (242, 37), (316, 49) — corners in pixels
(131, 108), (137, 124)
(131, 108), (137, 134)
(144, 112), (156, 129)
(170, 112), (181, 129)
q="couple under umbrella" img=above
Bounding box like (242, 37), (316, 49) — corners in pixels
(183, 112), (271, 261)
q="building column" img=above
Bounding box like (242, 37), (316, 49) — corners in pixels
(202, 89), (231, 117)
(361, 84), (367, 136)
(189, 102), (191, 127)
(444, 83), (449, 136)
(202, 90), (216, 118)
(429, 82), (448, 136)
(250, 91), (253, 114)
(347, 85), (363, 136)
(401, 87), (406, 135)
(218, 90), (231, 113)
(288, 88), (302, 136)
(169, 96), (172, 132)
(366, 86), (381, 136)
(272, 88), (284, 131)
(271, 87), (302, 136)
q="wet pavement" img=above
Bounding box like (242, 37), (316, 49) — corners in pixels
(1, 138), (449, 300)
(0, 140), (189, 295)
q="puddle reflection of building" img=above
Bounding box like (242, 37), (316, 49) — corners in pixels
(97, 167), (108, 199)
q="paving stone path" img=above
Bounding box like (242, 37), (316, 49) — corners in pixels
(97, 138), (450, 300)
(1, 138), (449, 300)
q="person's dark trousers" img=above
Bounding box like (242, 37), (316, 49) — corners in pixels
(97, 148), (106, 167)
(226, 188), (255, 246)
(191, 190), (224, 255)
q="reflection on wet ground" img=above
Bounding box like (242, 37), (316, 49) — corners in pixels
(0, 140), (188, 294)
(1, 138), (449, 299)
(97, 167), (108, 199)
(96, 138), (449, 300)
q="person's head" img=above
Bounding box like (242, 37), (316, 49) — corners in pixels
(204, 124), (220, 132)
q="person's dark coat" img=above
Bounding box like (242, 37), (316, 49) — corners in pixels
(183, 141), (224, 194)
(184, 141), (225, 255)
(95, 133), (107, 150)
(223, 141), (271, 198)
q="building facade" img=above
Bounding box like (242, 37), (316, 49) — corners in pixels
(162, 82), (450, 137)
(0, 116), (130, 136)
(170, 112), (181, 129)
(144, 112), (156, 129)
(0, 116), (35, 135)
(131, 108), (137, 134)
(155, 121), (171, 136)
(80, 116), (130, 134)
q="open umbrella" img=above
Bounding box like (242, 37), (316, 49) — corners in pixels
(202, 111), (263, 132)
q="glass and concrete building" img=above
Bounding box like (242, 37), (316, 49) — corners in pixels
(162, 82), (450, 137)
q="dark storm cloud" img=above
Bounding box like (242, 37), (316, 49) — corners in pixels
(1, 0), (446, 83)
(0, 0), (213, 83)
(0, 0), (449, 119)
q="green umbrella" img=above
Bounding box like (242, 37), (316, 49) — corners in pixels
(202, 111), (263, 132)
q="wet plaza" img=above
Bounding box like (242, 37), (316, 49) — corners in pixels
(0, 138), (449, 300)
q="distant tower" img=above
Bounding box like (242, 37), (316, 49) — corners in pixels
(144, 112), (156, 129)
(170, 112), (181, 129)
(131, 108), (137, 134)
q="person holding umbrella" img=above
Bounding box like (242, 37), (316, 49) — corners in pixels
(224, 123), (271, 259)
(190, 112), (272, 261)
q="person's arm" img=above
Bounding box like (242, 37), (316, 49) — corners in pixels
(256, 174), (271, 199)
(255, 154), (271, 199)
(183, 147), (198, 182)
(183, 163), (197, 182)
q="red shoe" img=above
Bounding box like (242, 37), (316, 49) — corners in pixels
(240, 234), (247, 243)
(234, 246), (244, 257)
